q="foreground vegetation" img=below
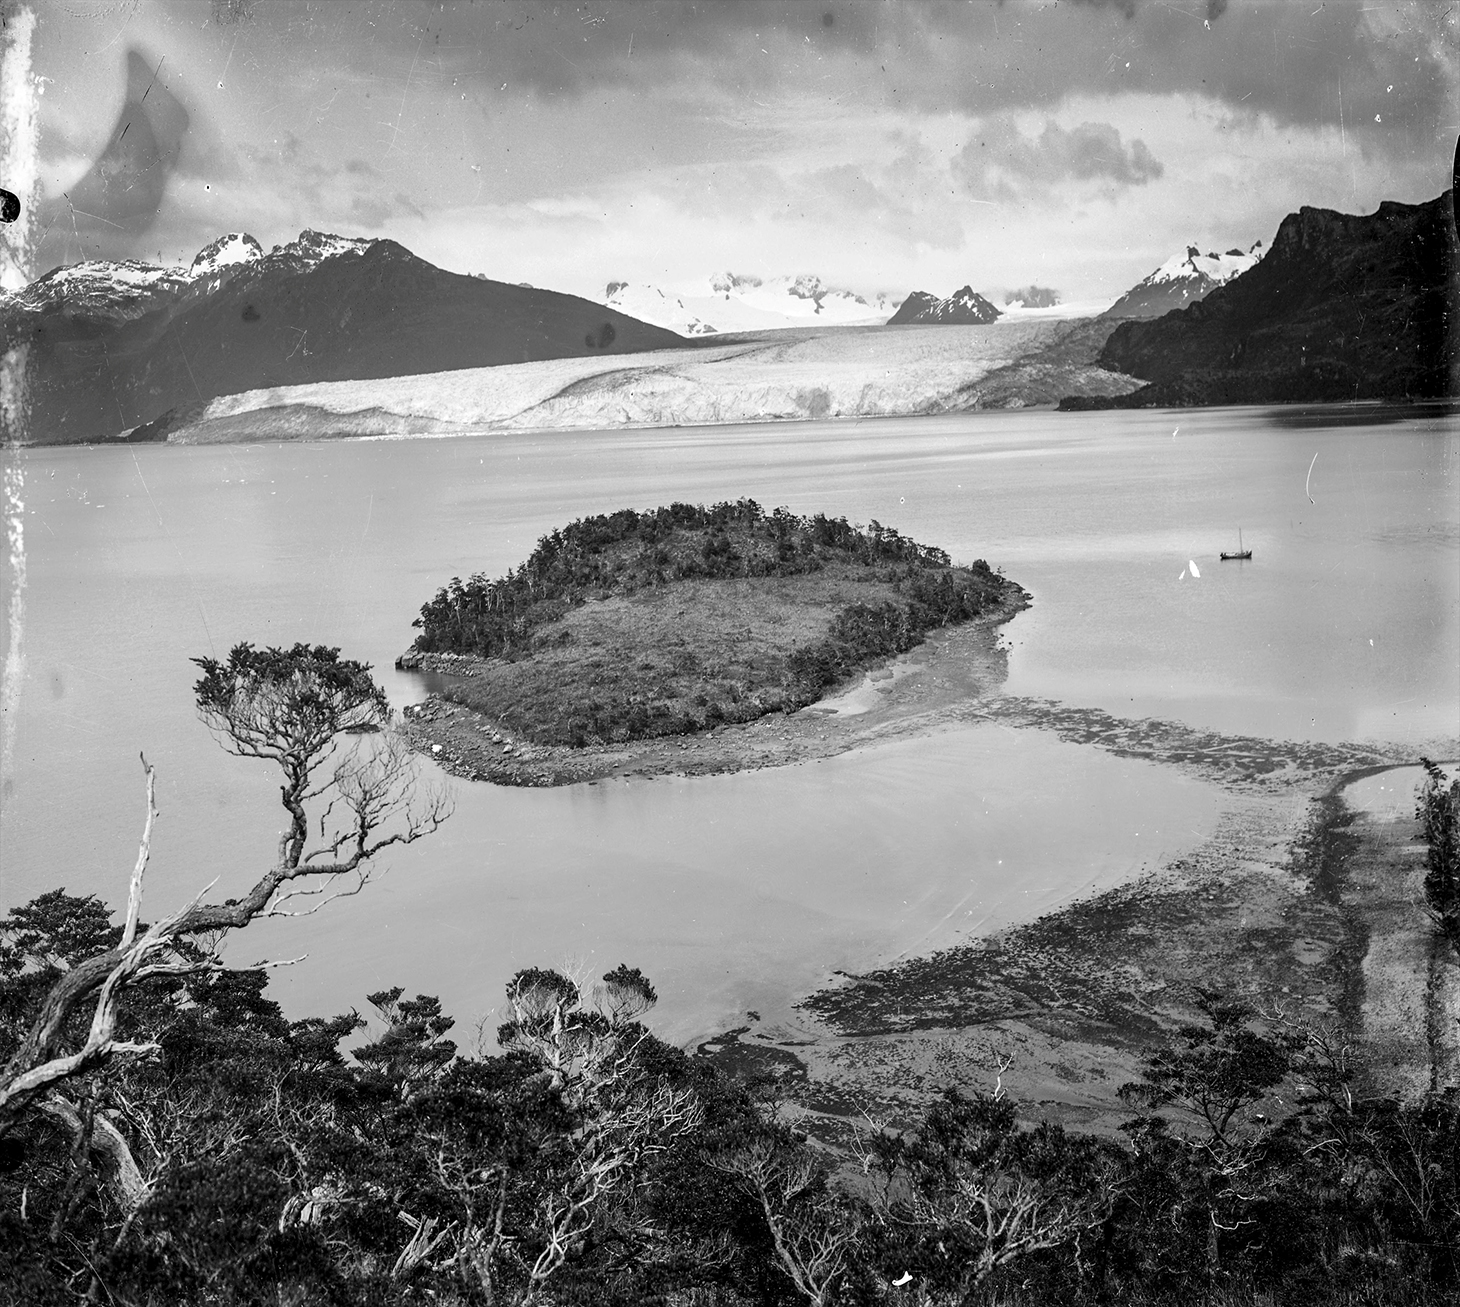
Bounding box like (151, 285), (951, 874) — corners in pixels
(3, 652), (1455, 1305)
(404, 501), (1014, 746)
(4, 911), (1458, 1305)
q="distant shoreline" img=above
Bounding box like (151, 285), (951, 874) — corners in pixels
(35, 385), (1455, 453)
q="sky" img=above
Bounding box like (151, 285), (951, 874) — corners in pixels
(7, 0), (1459, 305)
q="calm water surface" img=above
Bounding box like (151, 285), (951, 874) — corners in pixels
(2, 405), (1455, 1040)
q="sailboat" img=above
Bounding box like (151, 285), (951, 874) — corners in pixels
(1220, 528), (1252, 561)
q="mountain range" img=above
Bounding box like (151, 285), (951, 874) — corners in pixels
(1, 231), (684, 445)
(1066, 190), (1457, 408)
(5, 188), (1447, 445)
(602, 273), (900, 335)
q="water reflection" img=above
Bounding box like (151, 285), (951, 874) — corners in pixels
(1261, 398), (1458, 429)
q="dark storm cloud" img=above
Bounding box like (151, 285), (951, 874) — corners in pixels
(371, 1), (1453, 146)
(954, 119), (1163, 200)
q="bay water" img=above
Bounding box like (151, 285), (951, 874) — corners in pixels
(1, 404), (1455, 1041)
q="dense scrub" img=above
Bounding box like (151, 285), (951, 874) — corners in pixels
(3, 898), (1457, 1306)
(408, 501), (1012, 746)
(1418, 759), (1460, 953)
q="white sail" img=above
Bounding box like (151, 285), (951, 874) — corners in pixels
(1189, 560), (1201, 578)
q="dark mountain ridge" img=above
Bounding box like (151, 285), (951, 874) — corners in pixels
(2, 232), (687, 445)
(1064, 190), (1457, 409)
(887, 285), (1001, 325)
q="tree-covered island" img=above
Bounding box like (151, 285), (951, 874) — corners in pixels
(397, 501), (1027, 785)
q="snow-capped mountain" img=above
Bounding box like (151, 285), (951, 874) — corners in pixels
(1104, 241), (1264, 319)
(247, 229), (376, 280)
(887, 286), (1001, 325)
(1093, 192), (1454, 406)
(189, 232), (264, 275)
(187, 232), (265, 287)
(2, 230), (379, 324)
(0, 259), (194, 326)
(603, 273), (900, 334)
(603, 282), (719, 335)
(4, 230), (684, 445)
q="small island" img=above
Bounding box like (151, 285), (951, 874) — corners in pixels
(398, 500), (1028, 784)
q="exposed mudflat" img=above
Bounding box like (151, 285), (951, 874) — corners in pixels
(1341, 767), (1460, 1099)
(698, 759), (1449, 1139)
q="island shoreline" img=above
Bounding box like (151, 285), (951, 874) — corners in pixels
(398, 585), (1033, 787)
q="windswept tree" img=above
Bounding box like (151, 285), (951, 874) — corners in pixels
(0, 643), (450, 1144)
(855, 1067), (1119, 1304)
(1117, 995), (1300, 1276)
(496, 965), (705, 1304)
(712, 1121), (860, 1307)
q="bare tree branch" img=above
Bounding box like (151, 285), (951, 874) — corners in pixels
(1, 644), (452, 1142)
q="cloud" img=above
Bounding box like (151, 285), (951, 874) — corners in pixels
(955, 118), (1163, 200)
(775, 159), (966, 251)
(365, 1), (1456, 149)
(35, 47), (189, 266)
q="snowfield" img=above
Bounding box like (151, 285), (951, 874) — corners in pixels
(602, 273), (901, 335)
(166, 320), (1141, 444)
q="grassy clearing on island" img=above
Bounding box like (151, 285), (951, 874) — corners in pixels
(406, 500), (1016, 747)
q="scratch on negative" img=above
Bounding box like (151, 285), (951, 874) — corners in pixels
(1, 451), (25, 791)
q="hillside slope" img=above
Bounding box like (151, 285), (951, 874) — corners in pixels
(1070, 191), (1458, 408)
(3, 232), (686, 444)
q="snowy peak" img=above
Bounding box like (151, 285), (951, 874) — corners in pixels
(887, 285), (1001, 325)
(188, 232), (264, 281)
(786, 274), (826, 301)
(605, 282), (718, 336)
(1106, 239), (1264, 319)
(707, 271), (763, 297)
(2, 229), (377, 325)
(5, 258), (193, 323)
(274, 229), (377, 266)
(732, 273), (892, 321)
(259, 229), (380, 280)
(604, 273), (898, 334)
(1147, 241), (1263, 287)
